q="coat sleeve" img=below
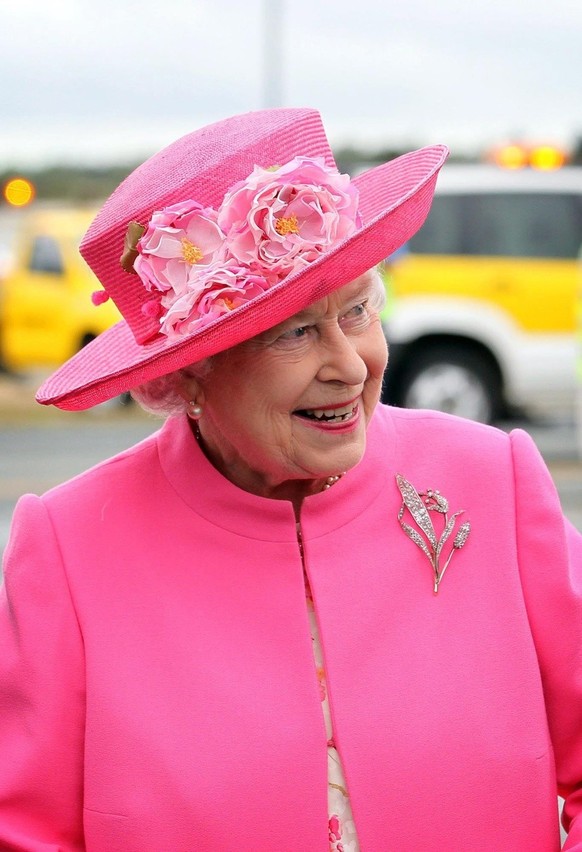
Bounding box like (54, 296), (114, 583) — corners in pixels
(511, 429), (582, 850)
(0, 494), (85, 851)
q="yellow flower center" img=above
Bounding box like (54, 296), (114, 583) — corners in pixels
(222, 297), (235, 311)
(181, 238), (203, 264)
(274, 215), (299, 236)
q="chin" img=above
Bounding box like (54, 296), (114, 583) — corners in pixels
(322, 441), (366, 477)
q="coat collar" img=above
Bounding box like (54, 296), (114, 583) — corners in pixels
(156, 406), (397, 541)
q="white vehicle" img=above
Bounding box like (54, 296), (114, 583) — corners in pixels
(381, 164), (582, 422)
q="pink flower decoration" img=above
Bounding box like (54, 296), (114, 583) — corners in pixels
(159, 260), (270, 338)
(128, 157), (361, 340)
(217, 157), (360, 284)
(134, 200), (226, 297)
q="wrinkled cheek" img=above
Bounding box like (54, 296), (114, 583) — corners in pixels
(364, 336), (388, 418)
(364, 380), (383, 422)
(377, 337), (389, 375)
(367, 330), (388, 381)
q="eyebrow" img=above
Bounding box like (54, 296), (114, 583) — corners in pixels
(268, 278), (375, 336)
(287, 308), (319, 324)
(298, 281), (373, 321)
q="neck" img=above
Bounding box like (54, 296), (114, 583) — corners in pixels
(190, 418), (343, 515)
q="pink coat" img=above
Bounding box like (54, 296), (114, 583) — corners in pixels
(1, 406), (581, 851)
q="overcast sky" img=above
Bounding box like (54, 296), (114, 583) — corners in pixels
(1, 0), (581, 167)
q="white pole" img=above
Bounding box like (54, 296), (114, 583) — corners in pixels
(262, 1), (283, 108)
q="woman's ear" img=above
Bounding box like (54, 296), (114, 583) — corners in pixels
(177, 372), (206, 415)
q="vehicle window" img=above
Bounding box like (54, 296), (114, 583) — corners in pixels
(408, 196), (464, 254)
(410, 191), (582, 259)
(28, 236), (64, 274)
(463, 193), (582, 259)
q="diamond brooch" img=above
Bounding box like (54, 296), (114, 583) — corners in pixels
(396, 474), (471, 594)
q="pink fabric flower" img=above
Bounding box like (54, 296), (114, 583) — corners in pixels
(159, 260), (270, 338)
(134, 200), (226, 297)
(129, 157), (361, 339)
(217, 157), (360, 284)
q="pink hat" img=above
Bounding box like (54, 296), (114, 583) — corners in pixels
(37, 108), (448, 410)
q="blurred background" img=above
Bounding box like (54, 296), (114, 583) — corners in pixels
(1, 0), (581, 554)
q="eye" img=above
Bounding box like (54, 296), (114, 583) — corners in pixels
(341, 301), (368, 323)
(278, 325), (311, 341)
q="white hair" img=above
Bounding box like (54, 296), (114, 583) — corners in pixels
(130, 266), (386, 417)
(367, 266), (387, 313)
(130, 360), (212, 417)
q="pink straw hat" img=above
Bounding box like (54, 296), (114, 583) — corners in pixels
(37, 108), (448, 410)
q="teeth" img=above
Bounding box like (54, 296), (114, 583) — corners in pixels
(302, 403), (355, 421)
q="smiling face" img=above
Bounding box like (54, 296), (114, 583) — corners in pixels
(181, 269), (388, 505)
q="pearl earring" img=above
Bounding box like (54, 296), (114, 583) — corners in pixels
(188, 401), (203, 420)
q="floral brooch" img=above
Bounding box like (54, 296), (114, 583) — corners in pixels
(396, 474), (471, 594)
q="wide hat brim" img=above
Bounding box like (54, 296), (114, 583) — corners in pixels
(37, 143), (448, 410)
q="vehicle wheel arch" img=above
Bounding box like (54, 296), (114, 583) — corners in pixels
(383, 333), (506, 421)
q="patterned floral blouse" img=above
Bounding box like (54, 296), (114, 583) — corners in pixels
(303, 566), (361, 852)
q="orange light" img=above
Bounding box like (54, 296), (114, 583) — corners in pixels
(529, 145), (567, 170)
(494, 145), (529, 170)
(3, 177), (35, 207)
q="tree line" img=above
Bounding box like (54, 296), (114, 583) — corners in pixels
(2, 139), (582, 203)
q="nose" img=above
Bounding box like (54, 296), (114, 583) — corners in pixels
(316, 326), (368, 387)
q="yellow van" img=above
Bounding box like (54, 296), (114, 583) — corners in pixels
(0, 207), (121, 371)
(382, 165), (582, 422)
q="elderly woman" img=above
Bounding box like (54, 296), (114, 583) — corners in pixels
(1, 109), (581, 852)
